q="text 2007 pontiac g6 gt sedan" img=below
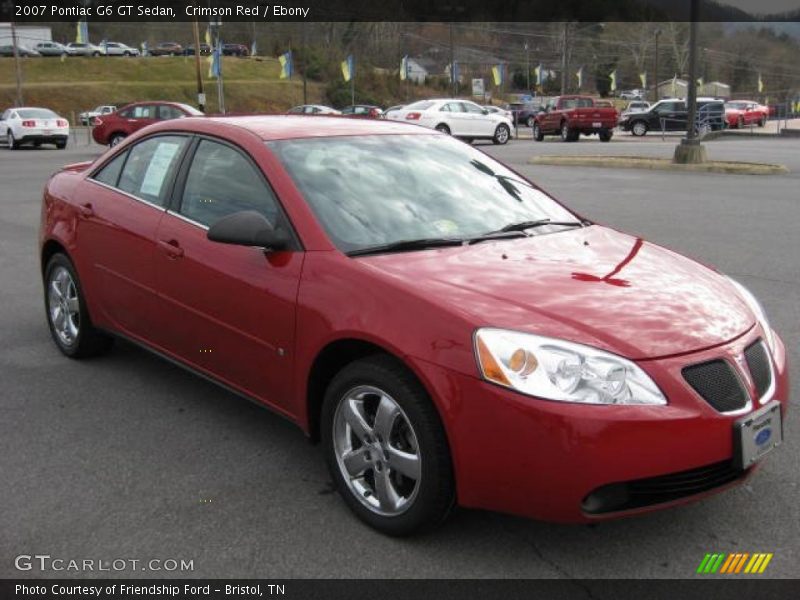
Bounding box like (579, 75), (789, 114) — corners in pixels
(39, 116), (788, 535)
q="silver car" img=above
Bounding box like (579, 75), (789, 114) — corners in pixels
(65, 42), (103, 57)
(34, 42), (68, 57)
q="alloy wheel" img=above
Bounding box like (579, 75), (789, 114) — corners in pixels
(47, 266), (80, 347)
(332, 385), (422, 517)
(632, 122), (647, 136)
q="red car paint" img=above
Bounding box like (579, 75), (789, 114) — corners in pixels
(724, 101), (768, 128)
(91, 101), (201, 146)
(40, 116), (789, 523)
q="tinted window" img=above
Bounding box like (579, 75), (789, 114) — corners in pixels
(560, 98), (594, 109)
(92, 151), (128, 187)
(444, 102), (464, 112)
(180, 139), (279, 227)
(118, 136), (187, 206)
(462, 102), (484, 114)
(123, 105), (157, 119)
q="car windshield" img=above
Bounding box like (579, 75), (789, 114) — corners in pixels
(726, 102), (747, 110)
(560, 98), (594, 109)
(18, 109), (58, 119)
(269, 134), (578, 254)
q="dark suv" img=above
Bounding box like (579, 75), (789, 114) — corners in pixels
(620, 99), (726, 136)
(507, 102), (543, 127)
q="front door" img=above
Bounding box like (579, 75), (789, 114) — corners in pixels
(153, 137), (303, 410)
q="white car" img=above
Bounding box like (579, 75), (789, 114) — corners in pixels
(79, 105), (117, 125)
(484, 105), (513, 120)
(100, 42), (140, 57)
(386, 98), (513, 144)
(65, 42), (104, 57)
(1, 107), (70, 150)
(287, 104), (341, 115)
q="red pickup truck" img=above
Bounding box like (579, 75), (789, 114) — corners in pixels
(533, 95), (619, 142)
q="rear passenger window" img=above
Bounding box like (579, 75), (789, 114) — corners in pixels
(93, 151), (128, 187)
(180, 139), (279, 227)
(118, 136), (187, 206)
(158, 105), (184, 120)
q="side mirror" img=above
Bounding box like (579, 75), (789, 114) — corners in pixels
(482, 108), (489, 115)
(207, 210), (288, 251)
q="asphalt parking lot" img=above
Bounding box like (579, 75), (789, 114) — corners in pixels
(1, 134), (798, 580)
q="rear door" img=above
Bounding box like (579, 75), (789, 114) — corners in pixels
(78, 134), (189, 338)
(439, 102), (469, 135)
(461, 101), (494, 136)
(153, 136), (303, 409)
(120, 104), (159, 135)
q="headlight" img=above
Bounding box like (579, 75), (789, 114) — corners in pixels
(474, 328), (666, 405)
(727, 277), (776, 353)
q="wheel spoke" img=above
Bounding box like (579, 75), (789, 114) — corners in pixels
(50, 280), (63, 301)
(374, 467), (401, 512)
(341, 447), (371, 478)
(342, 398), (372, 443)
(66, 315), (79, 340)
(373, 395), (399, 441)
(386, 445), (420, 480)
(52, 306), (65, 329)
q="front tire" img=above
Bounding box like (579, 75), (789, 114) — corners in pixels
(44, 253), (113, 358)
(321, 355), (454, 536)
(533, 122), (544, 141)
(526, 116), (535, 128)
(631, 120), (648, 136)
(109, 133), (126, 147)
(492, 124), (510, 145)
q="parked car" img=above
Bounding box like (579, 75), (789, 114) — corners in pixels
(619, 98), (726, 136)
(39, 115), (788, 535)
(0, 44), (40, 57)
(724, 100), (768, 128)
(1, 106), (69, 149)
(623, 100), (650, 114)
(65, 42), (103, 57)
(384, 105), (405, 117)
(91, 102), (203, 147)
(341, 105), (384, 119)
(506, 102), (543, 127)
(150, 42), (184, 56)
(533, 95), (618, 142)
(79, 105), (117, 126)
(100, 42), (140, 57)
(386, 98), (513, 144)
(620, 89), (644, 100)
(33, 42), (68, 57)
(184, 44), (211, 56)
(287, 105), (341, 115)
(222, 43), (249, 57)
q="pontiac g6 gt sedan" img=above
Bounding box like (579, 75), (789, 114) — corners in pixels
(39, 116), (788, 535)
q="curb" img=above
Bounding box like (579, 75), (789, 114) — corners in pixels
(528, 155), (789, 175)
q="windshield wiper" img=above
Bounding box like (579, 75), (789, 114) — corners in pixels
(347, 237), (464, 257)
(495, 219), (585, 234)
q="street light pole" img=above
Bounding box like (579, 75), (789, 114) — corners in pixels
(191, 15), (205, 112)
(525, 42), (530, 93)
(8, 10), (24, 106)
(560, 22), (569, 95)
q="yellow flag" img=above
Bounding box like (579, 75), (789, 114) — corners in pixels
(639, 72), (647, 89)
(758, 74), (764, 93)
(609, 70), (617, 92)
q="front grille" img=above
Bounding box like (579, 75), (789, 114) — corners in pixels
(582, 460), (745, 515)
(683, 360), (748, 413)
(744, 340), (772, 399)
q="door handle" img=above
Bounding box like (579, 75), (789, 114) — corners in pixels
(158, 239), (184, 259)
(78, 202), (94, 217)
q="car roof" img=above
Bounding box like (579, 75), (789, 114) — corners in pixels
(155, 115), (434, 141)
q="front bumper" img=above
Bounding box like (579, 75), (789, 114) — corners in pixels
(411, 326), (789, 522)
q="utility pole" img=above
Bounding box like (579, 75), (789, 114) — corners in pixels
(449, 23), (455, 96)
(673, 0), (705, 163)
(212, 18), (224, 114)
(525, 42), (530, 93)
(8, 10), (24, 106)
(302, 22), (308, 104)
(653, 28), (661, 103)
(192, 16), (205, 112)
(560, 22), (569, 95)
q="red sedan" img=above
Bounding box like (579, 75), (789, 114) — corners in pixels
(40, 116), (789, 535)
(91, 101), (203, 147)
(724, 100), (768, 128)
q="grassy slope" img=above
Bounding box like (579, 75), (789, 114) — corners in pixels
(0, 56), (324, 117)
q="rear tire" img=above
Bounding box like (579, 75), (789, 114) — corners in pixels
(56, 141), (67, 149)
(7, 131), (18, 150)
(321, 355), (455, 536)
(434, 124), (451, 135)
(737, 116), (744, 129)
(526, 116), (535, 128)
(599, 129), (613, 142)
(44, 253), (114, 359)
(533, 122), (544, 142)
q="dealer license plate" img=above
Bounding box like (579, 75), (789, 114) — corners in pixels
(42, 130), (53, 135)
(734, 400), (782, 470)
(592, 121), (602, 128)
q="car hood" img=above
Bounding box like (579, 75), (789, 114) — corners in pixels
(358, 225), (754, 360)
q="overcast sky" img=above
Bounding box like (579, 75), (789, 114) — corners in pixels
(721, 0), (800, 14)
